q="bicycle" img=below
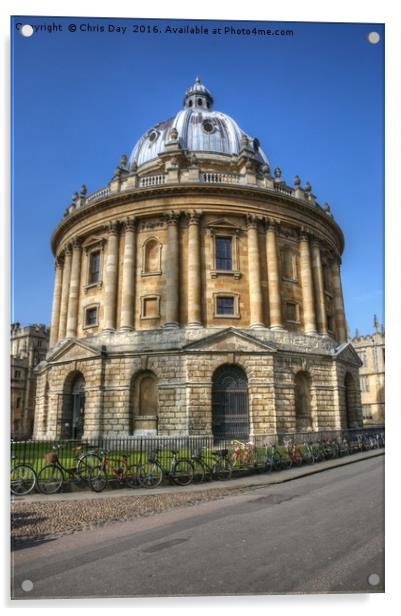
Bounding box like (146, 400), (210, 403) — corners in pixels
(263, 444), (292, 472)
(36, 444), (101, 494)
(285, 440), (303, 466)
(10, 456), (37, 496)
(191, 448), (233, 482)
(230, 441), (258, 471)
(88, 449), (142, 492)
(138, 448), (194, 488)
(300, 441), (316, 464)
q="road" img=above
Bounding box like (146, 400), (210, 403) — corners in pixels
(11, 456), (384, 598)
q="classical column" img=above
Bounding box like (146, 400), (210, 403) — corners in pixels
(266, 220), (283, 329)
(49, 256), (64, 347)
(120, 217), (136, 331)
(187, 211), (202, 327)
(103, 221), (120, 332)
(331, 256), (347, 343)
(299, 231), (317, 335)
(247, 216), (264, 327)
(66, 238), (82, 338)
(164, 212), (180, 328)
(311, 239), (328, 335)
(58, 244), (72, 340)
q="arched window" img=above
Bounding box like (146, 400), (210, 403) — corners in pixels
(212, 365), (249, 441)
(142, 238), (161, 275)
(61, 371), (85, 439)
(344, 372), (359, 428)
(129, 371), (158, 435)
(294, 371), (312, 432)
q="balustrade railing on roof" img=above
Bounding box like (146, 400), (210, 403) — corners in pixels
(201, 172), (241, 184)
(139, 175), (166, 187)
(86, 186), (111, 204)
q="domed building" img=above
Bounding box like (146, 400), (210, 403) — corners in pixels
(33, 78), (363, 441)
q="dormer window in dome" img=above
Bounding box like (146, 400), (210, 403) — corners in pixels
(147, 129), (159, 144)
(202, 119), (215, 134)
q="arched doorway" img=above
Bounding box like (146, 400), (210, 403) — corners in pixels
(294, 371), (312, 432)
(61, 372), (85, 439)
(212, 365), (249, 440)
(129, 371), (158, 435)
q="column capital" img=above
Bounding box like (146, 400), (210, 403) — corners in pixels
(246, 214), (259, 230)
(123, 216), (136, 232)
(265, 217), (280, 232)
(298, 227), (311, 242)
(186, 210), (201, 225)
(55, 254), (64, 269)
(71, 236), (82, 249)
(107, 220), (120, 236)
(165, 211), (180, 226)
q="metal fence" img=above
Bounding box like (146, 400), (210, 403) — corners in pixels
(11, 425), (385, 471)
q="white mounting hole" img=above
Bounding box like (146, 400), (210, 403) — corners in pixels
(20, 24), (34, 37)
(368, 573), (380, 586)
(367, 32), (380, 44)
(21, 579), (34, 592)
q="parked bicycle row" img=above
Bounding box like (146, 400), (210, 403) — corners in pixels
(11, 431), (384, 496)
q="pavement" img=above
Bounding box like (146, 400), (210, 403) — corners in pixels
(11, 454), (385, 598)
(12, 448), (384, 503)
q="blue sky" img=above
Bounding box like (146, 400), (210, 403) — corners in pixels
(11, 16), (384, 336)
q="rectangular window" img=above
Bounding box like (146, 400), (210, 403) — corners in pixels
(216, 296), (235, 316)
(88, 251), (101, 284)
(215, 237), (232, 271)
(142, 297), (160, 319)
(286, 302), (298, 322)
(85, 306), (98, 327)
(16, 397), (21, 408)
(15, 370), (21, 379)
(327, 315), (334, 332)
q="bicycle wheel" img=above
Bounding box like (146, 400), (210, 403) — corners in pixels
(89, 467), (108, 492)
(172, 459), (194, 486)
(213, 457), (233, 481)
(76, 452), (101, 481)
(302, 450), (314, 465)
(279, 455), (293, 470)
(191, 460), (206, 483)
(10, 464), (37, 496)
(264, 457), (274, 473)
(37, 464), (64, 494)
(138, 462), (163, 488)
(125, 464), (141, 488)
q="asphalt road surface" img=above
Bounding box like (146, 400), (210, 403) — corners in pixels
(11, 456), (384, 598)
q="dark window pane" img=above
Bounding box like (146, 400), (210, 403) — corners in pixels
(86, 307), (98, 326)
(89, 252), (100, 284)
(286, 303), (297, 321)
(216, 237), (232, 270)
(216, 297), (234, 315)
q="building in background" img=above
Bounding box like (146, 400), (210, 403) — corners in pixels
(33, 78), (363, 441)
(351, 316), (385, 425)
(11, 323), (49, 438)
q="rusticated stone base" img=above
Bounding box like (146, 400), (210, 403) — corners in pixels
(33, 327), (363, 440)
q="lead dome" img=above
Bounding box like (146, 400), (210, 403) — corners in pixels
(128, 77), (269, 169)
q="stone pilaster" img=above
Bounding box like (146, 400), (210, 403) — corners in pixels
(164, 212), (180, 328)
(57, 244), (72, 340)
(331, 256), (347, 343)
(247, 216), (264, 327)
(66, 238), (82, 338)
(311, 239), (328, 335)
(120, 217), (136, 331)
(266, 220), (283, 329)
(187, 211), (202, 327)
(49, 256), (64, 347)
(299, 231), (317, 335)
(103, 221), (120, 332)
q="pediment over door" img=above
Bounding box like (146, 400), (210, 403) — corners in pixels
(183, 328), (277, 353)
